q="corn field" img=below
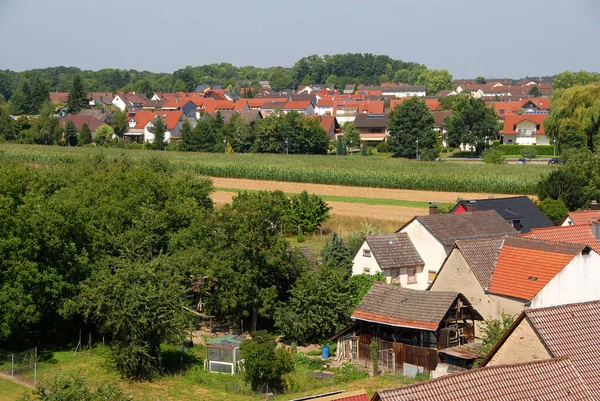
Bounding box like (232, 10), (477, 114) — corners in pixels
(0, 144), (553, 194)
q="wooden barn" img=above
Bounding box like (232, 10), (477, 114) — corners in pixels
(332, 282), (483, 373)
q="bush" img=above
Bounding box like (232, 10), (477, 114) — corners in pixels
(333, 363), (367, 383)
(520, 147), (537, 159)
(482, 149), (505, 164)
(495, 144), (555, 155)
(294, 353), (324, 370)
(240, 331), (294, 392)
(537, 198), (568, 225)
(376, 141), (391, 153)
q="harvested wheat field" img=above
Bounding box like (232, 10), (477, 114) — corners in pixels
(210, 177), (519, 203)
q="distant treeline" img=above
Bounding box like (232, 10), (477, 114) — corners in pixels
(0, 53), (430, 100)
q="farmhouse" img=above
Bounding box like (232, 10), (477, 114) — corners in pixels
(333, 282), (482, 374)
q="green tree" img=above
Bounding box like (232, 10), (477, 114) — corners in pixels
(537, 198), (568, 225)
(544, 84), (600, 151)
(416, 69), (454, 95)
(520, 147), (537, 160)
(79, 123), (92, 145)
(179, 119), (193, 151)
(475, 76), (486, 84)
(361, 142), (368, 156)
(342, 121), (360, 150)
(288, 190), (331, 234)
(111, 109), (128, 138)
(94, 124), (114, 144)
(528, 85), (541, 97)
(444, 97), (499, 153)
(172, 79), (187, 92)
(348, 273), (385, 307)
(30, 103), (61, 144)
(29, 77), (50, 114)
(479, 313), (515, 354)
(149, 115), (166, 149)
(336, 136), (346, 155)
(224, 112), (255, 153)
(240, 331), (294, 392)
(537, 150), (600, 211)
(275, 265), (354, 344)
(63, 119), (78, 146)
(79, 257), (186, 380)
(21, 375), (128, 401)
(0, 103), (16, 140)
(387, 96), (438, 159)
(9, 78), (31, 115)
(66, 75), (88, 114)
(321, 232), (352, 271)
(481, 149), (505, 164)
(552, 70), (600, 90)
(346, 222), (382, 254)
(137, 78), (153, 99)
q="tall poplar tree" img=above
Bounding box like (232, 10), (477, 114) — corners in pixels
(66, 75), (88, 114)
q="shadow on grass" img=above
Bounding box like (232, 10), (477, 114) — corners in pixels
(161, 347), (203, 376)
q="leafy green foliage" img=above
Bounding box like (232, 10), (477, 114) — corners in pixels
(478, 313), (515, 359)
(21, 375), (128, 401)
(63, 119), (78, 146)
(348, 273), (385, 306)
(552, 70), (600, 90)
(544, 84), (600, 152)
(66, 75), (88, 114)
(79, 123), (92, 145)
(333, 363), (367, 384)
(336, 136), (346, 155)
(537, 198), (568, 225)
(342, 122), (360, 149)
(481, 149), (505, 164)
(149, 115), (166, 149)
(0, 103), (16, 140)
(29, 103), (61, 144)
(240, 331), (294, 391)
(387, 97), (438, 159)
(537, 150), (600, 210)
(475, 76), (486, 84)
(321, 232), (352, 271)
(520, 147), (537, 160)
(288, 190), (331, 234)
(94, 124), (114, 145)
(79, 257), (187, 380)
(370, 341), (379, 374)
(111, 109), (128, 138)
(416, 69), (454, 95)
(346, 222), (382, 254)
(444, 96), (499, 153)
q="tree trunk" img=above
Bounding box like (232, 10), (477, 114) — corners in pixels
(252, 308), (258, 332)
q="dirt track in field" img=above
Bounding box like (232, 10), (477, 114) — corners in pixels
(209, 177), (528, 221)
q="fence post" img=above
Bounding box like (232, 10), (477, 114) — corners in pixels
(11, 353), (14, 376)
(34, 347), (37, 386)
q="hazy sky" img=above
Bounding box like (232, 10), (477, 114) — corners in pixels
(1, 0), (599, 78)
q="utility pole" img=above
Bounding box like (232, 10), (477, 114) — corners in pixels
(416, 138), (419, 160)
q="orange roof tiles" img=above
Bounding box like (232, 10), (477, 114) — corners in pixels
(502, 114), (547, 134)
(283, 101), (312, 110)
(566, 210), (600, 225)
(520, 224), (600, 254)
(487, 237), (584, 301)
(128, 110), (183, 130)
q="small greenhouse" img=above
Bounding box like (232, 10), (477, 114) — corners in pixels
(204, 334), (245, 374)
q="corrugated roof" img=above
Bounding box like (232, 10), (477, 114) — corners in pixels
(524, 301), (600, 398)
(455, 237), (504, 289)
(352, 282), (481, 331)
(520, 224), (600, 254)
(364, 234), (424, 270)
(373, 357), (594, 401)
(401, 210), (517, 246)
(487, 237), (584, 301)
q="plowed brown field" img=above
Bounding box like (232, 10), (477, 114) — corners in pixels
(209, 177), (531, 223)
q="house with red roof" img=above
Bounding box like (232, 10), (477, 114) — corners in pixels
(501, 114), (549, 145)
(161, 98), (197, 117)
(123, 110), (184, 144)
(300, 390), (369, 401)
(58, 115), (106, 139)
(282, 100), (315, 115)
(560, 202), (600, 226)
(520, 222), (600, 254)
(430, 236), (600, 322)
(112, 93), (147, 111)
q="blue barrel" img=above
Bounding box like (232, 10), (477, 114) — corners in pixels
(322, 345), (330, 359)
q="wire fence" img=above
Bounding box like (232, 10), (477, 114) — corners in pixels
(0, 347), (37, 387)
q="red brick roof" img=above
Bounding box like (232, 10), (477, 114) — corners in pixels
(565, 210), (600, 225)
(520, 224), (600, 254)
(50, 92), (70, 104)
(373, 357), (594, 401)
(487, 237), (585, 301)
(197, 99), (236, 113)
(283, 101), (312, 110)
(502, 114), (547, 134)
(309, 390), (370, 401)
(127, 111), (183, 130)
(161, 98), (195, 109)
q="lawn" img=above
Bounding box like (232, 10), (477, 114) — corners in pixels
(0, 144), (553, 194)
(8, 345), (423, 401)
(0, 378), (29, 401)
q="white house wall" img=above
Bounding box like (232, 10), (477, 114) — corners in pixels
(352, 241), (382, 276)
(530, 252), (600, 309)
(398, 220), (448, 290)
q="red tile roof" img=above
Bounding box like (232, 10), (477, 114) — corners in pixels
(127, 111), (183, 130)
(487, 237), (584, 301)
(390, 98), (438, 112)
(58, 115), (106, 132)
(565, 210), (600, 225)
(197, 99), (236, 113)
(373, 357), (594, 401)
(520, 224), (600, 254)
(502, 114), (547, 134)
(50, 92), (69, 104)
(283, 101), (312, 110)
(161, 98), (195, 109)
(309, 390), (370, 401)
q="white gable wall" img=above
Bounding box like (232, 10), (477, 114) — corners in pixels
(530, 251), (600, 309)
(398, 220), (448, 290)
(352, 240), (382, 277)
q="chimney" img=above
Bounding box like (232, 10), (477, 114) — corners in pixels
(429, 202), (438, 215)
(466, 200), (477, 213)
(589, 200), (599, 210)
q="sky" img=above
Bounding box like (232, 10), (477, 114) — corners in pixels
(1, 0), (599, 79)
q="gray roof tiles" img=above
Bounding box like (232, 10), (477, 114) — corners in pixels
(365, 234), (423, 270)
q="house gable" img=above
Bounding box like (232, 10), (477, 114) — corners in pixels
(485, 316), (551, 366)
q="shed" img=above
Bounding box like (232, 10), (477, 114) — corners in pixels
(205, 334), (245, 374)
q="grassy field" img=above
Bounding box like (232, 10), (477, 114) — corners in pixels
(0, 377), (29, 401)
(4, 345), (422, 401)
(0, 144), (553, 194)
